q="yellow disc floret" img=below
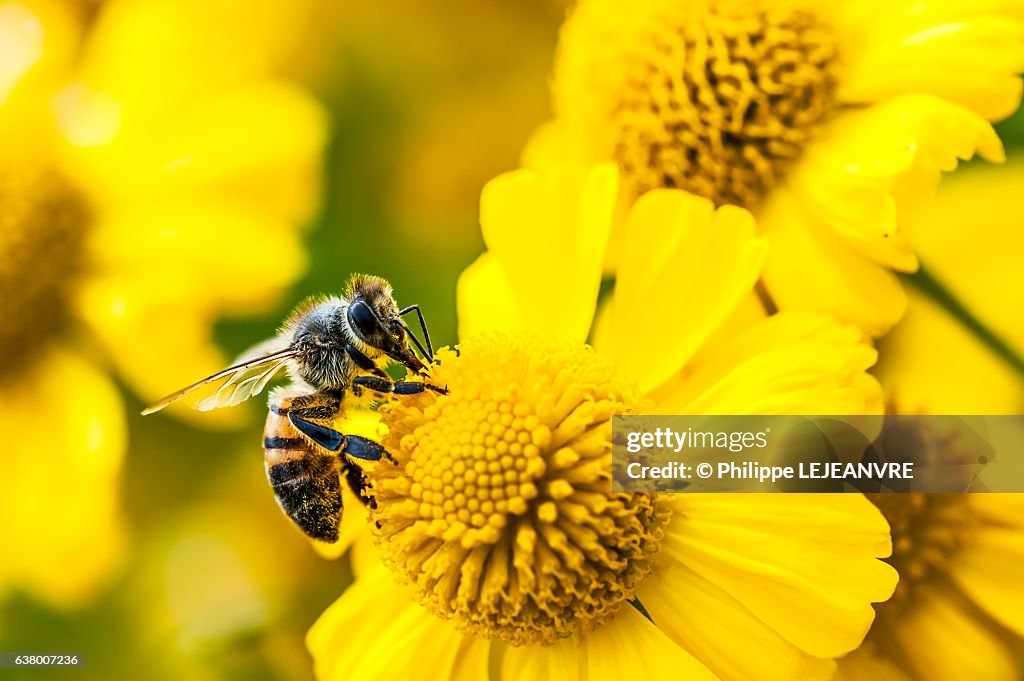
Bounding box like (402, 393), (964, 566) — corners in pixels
(370, 333), (668, 646)
(556, 0), (838, 208)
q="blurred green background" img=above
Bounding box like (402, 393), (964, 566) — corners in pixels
(2, 0), (1023, 679)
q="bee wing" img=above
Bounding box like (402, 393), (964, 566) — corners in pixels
(142, 341), (295, 415)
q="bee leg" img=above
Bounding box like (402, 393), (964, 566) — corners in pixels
(343, 462), (385, 530)
(288, 413), (344, 451)
(289, 414), (399, 465)
(344, 344), (390, 379)
(340, 461), (377, 509)
(342, 434), (398, 466)
(352, 375), (448, 396)
(279, 391), (343, 422)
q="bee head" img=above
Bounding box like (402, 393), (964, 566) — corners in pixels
(345, 274), (426, 373)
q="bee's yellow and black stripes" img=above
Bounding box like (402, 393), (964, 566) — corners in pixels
(264, 392), (343, 542)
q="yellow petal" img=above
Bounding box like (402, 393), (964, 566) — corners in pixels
(833, 646), (912, 681)
(893, 587), (1019, 681)
(643, 495), (897, 671)
(599, 189), (767, 393)
(500, 638), (580, 681)
(876, 292), (1024, 414)
(966, 492), (1024, 525)
(64, 82), (327, 226)
(87, 200), (306, 310)
(638, 561), (834, 681)
(75, 0), (312, 120)
(760, 189), (908, 337)
(0, 346), (126, 607)
(76, 279), (241, 427)
(456, 253), (522, 339)
(764, 95), (1004, 335)
(347, 532), (383, 580)
(951, 501), (1024, 637)
(0, 0), (78, 105)
(875, 161), (1024, 414)
(787, 95), (1003, 260)
(521, 118), (584, 172)
(308, 566), (489, 681)
(651, 313), (882, 417)
(78, 201), (307, 415)
(580, 603), (719, 681)
(473, 163), (617, 342)
(835, 0), (1024, 121)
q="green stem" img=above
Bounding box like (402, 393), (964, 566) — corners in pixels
(901, 265), (1024, 380)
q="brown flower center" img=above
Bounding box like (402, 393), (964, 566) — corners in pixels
(0, 160), (90, 381)
(601, 0), (838, 208)
(869, 493), (973, 621)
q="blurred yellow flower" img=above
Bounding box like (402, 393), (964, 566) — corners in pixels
(127, 455), (337, 681)
(839, 163), (1024, 681)
(876, 161), (1024, 414)
(0, 0), (325, 606)
(308, 166), (897, 681)
(537, 0), (1024, 335)
(835, 494), (1024, 681)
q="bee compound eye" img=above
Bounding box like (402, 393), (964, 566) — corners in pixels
(347, 300), (381, 340)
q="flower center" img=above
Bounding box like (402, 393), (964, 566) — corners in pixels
(605, 0), (838, 208)
(869, 493), (973, 622)
(370, 333), (668, 646)
(0, 159), (90, 380)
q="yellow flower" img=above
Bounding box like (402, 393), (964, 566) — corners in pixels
(837, 163), (1024, 680)
(308, 165), (897, 681)
(128, 456), (336, 677)
(0, 0), (325, 606)
(835, 494), (1024, 681)
(537, 0), (1024, 335)
(875, 161), (1024, 414)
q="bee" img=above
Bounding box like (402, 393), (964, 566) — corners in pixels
(143, 273), (445, 542)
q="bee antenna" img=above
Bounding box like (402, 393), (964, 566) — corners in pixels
(397, 318), (432, 363)
(398, 304), (434, 361)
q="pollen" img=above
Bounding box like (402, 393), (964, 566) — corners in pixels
(369, 333), (668, 646)
(562, 0), (838, 209)
(0, 158), (90, 379)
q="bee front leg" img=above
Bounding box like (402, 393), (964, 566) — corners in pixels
(344, 344), (390, 379)
(352, 375), (448, 396)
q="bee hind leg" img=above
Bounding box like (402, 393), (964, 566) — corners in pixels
(341, 462), (377, 509)
(289, 414), (399, 465)
(340, 433), (398, 466)
(341, 458), (387, 532)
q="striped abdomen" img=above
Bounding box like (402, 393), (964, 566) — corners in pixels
(264, 391), (342, 542)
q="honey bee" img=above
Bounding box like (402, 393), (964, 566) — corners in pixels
(143, 274), (445, 542)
